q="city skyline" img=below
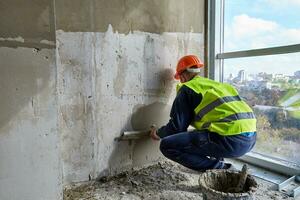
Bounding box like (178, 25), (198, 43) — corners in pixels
(226, 69), (300, 79)
(224, 54), (300, 77)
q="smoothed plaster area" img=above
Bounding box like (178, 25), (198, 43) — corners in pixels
(55, 0), (204, 34)
(56, 26), (204, 184)
(0, 47), (61, 200)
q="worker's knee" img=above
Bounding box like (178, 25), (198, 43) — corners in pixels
(159, 138), (168, 154)
(159, 138), (177, 160)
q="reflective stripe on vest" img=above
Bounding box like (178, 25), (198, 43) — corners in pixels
(195, 95), (242, 121)
(202, 112), (256, 129)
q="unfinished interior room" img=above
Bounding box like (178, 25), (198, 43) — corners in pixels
(1, 0), (300, 199)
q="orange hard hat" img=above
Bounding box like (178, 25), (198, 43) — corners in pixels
(174, 55), (204, 79)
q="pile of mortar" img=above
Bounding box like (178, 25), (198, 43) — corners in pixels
(64, 161), (202, 200)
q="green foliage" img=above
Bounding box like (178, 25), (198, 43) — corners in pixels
(240, 88), (282, 106)
(237, 82), (300, 162)
(256, 114), (281, 141)
(255, 114), (300, 162)
(278, 88), (300, 105)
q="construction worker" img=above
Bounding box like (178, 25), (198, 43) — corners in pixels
(150, 55), (256, 171)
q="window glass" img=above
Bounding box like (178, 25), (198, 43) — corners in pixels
(224, 0), (300, 52)
(224, 53), (300, 164)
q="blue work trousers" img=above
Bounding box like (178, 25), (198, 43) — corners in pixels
(159, 130), (256, 171)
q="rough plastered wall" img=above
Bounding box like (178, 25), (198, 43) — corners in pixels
(55, 0), (205, 185)
(0, 1), (62, 200)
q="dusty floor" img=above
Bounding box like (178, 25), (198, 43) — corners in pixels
(64, 161), (296, 200)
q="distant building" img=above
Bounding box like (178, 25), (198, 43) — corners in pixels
(274, 74), (284, 79)
(251, 74), (263, 81)
(294, 71), (300, 78)
(269, 83), (281, 90)
(247, 80), (281, 91)
(274, 74), (289, 82)
(248, 80), (268, 90)
(233, 70), (247, 83)
(257, 72), (273, 81)
(238, 70), (247, 82)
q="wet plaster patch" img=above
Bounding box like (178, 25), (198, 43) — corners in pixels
(131, 102), (171, 130)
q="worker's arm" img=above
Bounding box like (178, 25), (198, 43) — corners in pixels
(156, 85), (202, 138)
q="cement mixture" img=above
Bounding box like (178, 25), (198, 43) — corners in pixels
(64, 161), (295, 200)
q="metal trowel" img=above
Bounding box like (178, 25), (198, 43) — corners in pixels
(115, 130), (150, 141)
(115, 125), (156, 141)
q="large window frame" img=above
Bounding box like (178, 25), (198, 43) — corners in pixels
(205, 0), (300, 176)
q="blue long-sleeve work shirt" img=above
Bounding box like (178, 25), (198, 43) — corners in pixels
(157, 85), (202, 138)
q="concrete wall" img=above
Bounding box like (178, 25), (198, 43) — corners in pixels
(55, 0), (204, 33)
(0, 0), (205, 199)
(56, 0), (205, 184)
(0, 1), (62, 200)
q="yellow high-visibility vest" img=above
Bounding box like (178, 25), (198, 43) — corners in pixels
(177, 76), (256, 136)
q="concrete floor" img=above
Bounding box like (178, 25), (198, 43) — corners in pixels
(64, 161), (298, 200)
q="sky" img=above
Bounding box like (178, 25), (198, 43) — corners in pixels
(223, 0), (300, 78)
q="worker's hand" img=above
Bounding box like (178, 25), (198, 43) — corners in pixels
(149, 125), (160, 141)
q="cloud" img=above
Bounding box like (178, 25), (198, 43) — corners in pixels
(231, 14), (278, 39)
(281, 29), (300, 43)
(225, 14), (300, 51)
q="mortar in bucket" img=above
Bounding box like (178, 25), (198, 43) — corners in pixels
(198, 167), (258, 200)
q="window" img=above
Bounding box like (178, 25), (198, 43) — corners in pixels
(224, 0), (300, 52)
(207, 0), (300, 171)
(224, 54), (300, 163)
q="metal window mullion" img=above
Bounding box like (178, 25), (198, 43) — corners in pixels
(207, 0), (216, 80)
(219, 0), (225, 82)
(217, 44), (300, 59)
(207, 0), (225, 82)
